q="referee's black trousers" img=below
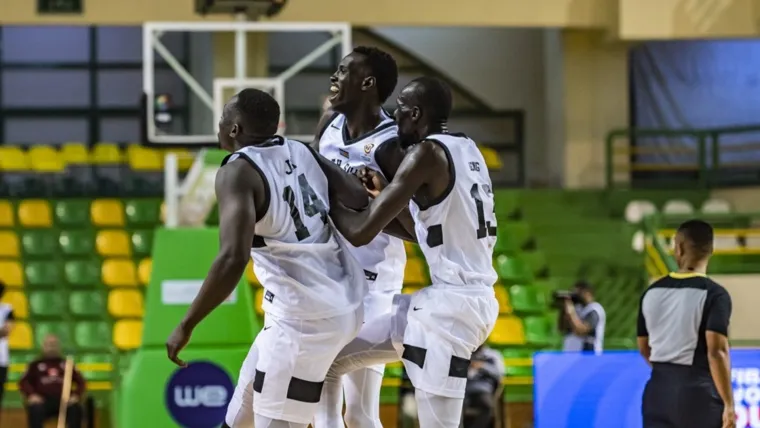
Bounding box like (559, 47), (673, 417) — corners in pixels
(642, 363), (724, 428)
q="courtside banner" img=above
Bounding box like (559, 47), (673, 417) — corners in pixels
(535, 350), (760, 428)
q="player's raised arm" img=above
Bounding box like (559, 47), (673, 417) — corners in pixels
(331, 140), (439, 247)
(304, 144), (369, 211)
(166, 159), (260, 367)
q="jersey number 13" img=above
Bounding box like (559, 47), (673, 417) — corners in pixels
(282, 173), (328, 241)
(470, 183), (496, 238)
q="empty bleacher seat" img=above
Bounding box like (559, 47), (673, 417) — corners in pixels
(488, 316), (526, 346)
(102, 259), (137, 287)
(29, 291), (65, 317)
(25, 261), (61, 287)
(495, 222), (531, 254)
(35, 322), (71, 348)
(494, 190), (520, 218)
(64, 260), (101, 287)
(78, 354), (113, 381)
(403, 259), (427, 285)
(503, 349), (534, 377)
(91, 143), (122, 164)
(59, 230), (96, 256)
(91, 199), (125, 227)
(96, 230), (131, 257)
(509, 285), (546, 313)
(478, 145), (503, 170)
(75, 322), (112, 350)
(401, 286), (421, 295)
(127, 145), (163, 171)
(495, 255), (532, 284)
(124, 199), (162, 226)
(494, 285), (512, 314)
(0, 200), (14, 227)
(701, 198), (731, 214)
(662, 199), (694, 215)
(0, 231), (19, 258)
(130, 230), (154, 257)
(108, 290), (144, 318)
(137, 258), (152, 286)
(3, 291), (28, 319)
(18, 200), (53, 228)
(164, 148), (195, 171)
(520, 251), (548, 277)
(61, 143), (89, 165)
(0, 146), (29, 171)
(9, 322), (33, 350)
(54, 200), (91, 227)
(113, 320), (142, 350)
(28, 145), (65, 173)
(403, 241), (418, 258)
(624, 200), (657, 224)
(69, 291), (105, 317)
(0, 261), (23, 287)
(254, 288), (265, 317)
(21, 230), (57, 258)
(523, 316), (555, 346)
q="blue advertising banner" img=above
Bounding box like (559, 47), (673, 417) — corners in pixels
(534, 350), (760, 428)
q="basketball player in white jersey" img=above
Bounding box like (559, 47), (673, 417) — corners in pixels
(314, 77), (500, 428)
(165, 89), (372, 428)
(313, 46), (408, 427)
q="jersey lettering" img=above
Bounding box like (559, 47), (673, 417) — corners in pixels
(470, 183), (497, 239)
(282, 173), (328, 241)
(284, 159), (297, 175)
(330, 158), (358, 175)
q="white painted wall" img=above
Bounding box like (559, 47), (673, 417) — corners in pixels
(372, 27), (565, 185)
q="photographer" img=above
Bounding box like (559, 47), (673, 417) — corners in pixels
(557, 281), (606, 354)
(463, 344), (504, 428)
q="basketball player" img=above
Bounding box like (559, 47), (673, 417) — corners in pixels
(314, 46), (409, 427)
(165, 88), (371, 428)
(314, 77), (500, 428)
(638, 220), (734, 428)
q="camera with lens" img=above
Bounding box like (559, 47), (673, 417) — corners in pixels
(552, 290), (582, 308)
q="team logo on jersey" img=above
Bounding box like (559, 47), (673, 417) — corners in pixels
(166, 361), (234, 428)
(363, 143), (374, 154)
(339, 149), (349, 158)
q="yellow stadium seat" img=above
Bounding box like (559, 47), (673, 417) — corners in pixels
(108, 289), (144, 318)
(254, 288), (265, 317)
(138, 258), (152, 286)
(403, 259), (427, 286)
(403, 241), (418, 257)
(96, 230), (131, 257)
(113, 320), (143, 350)
(9, 322), (33, 350)
(91, 199), (125, 227)
(489, 316), (526, 346)
(3, 291), (28, 319)
(0, 201), (14, 227)
(478, 145), (503, 170)
(18, 200), (52, 228)
(401, 286), (421, 295)
(0, 147), (29, 171)
(28, 145), (64, 173)
(127, 145), (163, 171)
(102, 259), (138, 287)
(91, 143), (122, 164)
(245, 260), (260, 286)
(494, 285), (512, 314)
(0, 261), (23, 287)
(165, 148), (195, 171)
(0, 232), (19, 258)
(61, 143), (89, 164)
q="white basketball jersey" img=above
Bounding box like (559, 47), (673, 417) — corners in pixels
(223, 137), (367, 320)
(318, 111), (406, 291)
(409, 133), (498, 288)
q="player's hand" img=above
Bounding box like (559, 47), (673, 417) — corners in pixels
(166, 323), (192, 367)
(722, 407), (736, 428)
(357, 167), (388, 198)
(563, 299), (574, 313)
(27, 394), (44, 404)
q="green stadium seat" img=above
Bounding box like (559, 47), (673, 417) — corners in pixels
(28, 291), (65, 317)
(495, 255), (532, 284)
(35, 322), (71, 348)
(54, 200), (91, 227)
(130, 230), (154, 257)
(124, 199), (161, 226)
(385, 361), (404, 378)
(495, 222), (532, 255)
(502, 349), (534, 377)
(75, 322), (112, 350)
(64, 260), (101, 287)
(523, 316), (555, 347)
(520, 251), (549, 277)
(79, 354), (114, 381)
(25, 261), (62, 287)
(59, 230), (96, 257)
(494, 190), (520, 218)
(69, 291), (105, 317)
(21, 230), (57, 258)
(9, 354), (31, 382)
(509, 285), (547, 313)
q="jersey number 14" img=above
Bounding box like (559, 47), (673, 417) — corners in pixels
(283, 173), (328, 241)
(470, 183), (496, 238)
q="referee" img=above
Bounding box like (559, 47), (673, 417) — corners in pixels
(637, 220), (734, 428)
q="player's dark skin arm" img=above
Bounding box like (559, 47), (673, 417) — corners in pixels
(306, 146), (369, 211)
(166, 160), (261, 367)
(373, 140), (418, 242)
(331, 140), (442, 247)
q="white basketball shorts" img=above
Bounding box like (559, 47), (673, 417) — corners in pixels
(363, 288), (397, 375)
(225, 306), (363, 426)
(391, 285), (499, 398)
